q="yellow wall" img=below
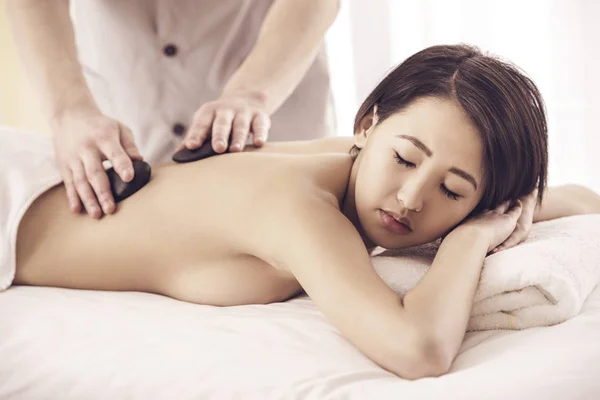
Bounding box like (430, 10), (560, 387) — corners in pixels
(0, 0), (50, 134)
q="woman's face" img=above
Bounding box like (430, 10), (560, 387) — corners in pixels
(351, 97), (485, 249)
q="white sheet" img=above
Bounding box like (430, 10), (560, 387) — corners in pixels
(1, 283), (599, 399)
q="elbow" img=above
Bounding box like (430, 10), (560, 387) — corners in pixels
(379, 336), (454, 380)
(411, 338), (454, 379)
(563, 184), (600, 215)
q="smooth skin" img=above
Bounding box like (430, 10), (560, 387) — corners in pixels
(14, 98), (600, 379)
(7, 0), (339, 218)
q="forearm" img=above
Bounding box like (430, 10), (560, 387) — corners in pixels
(6, 0), (97, 121)
(402, 228), (488, 366)
(221, 0), (339, 113)
(533, 184), (600, 223)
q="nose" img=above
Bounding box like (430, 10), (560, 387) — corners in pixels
(397, 174), (425, 213)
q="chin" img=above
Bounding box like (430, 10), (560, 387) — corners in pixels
(368, 227), (441, 250)
(364, 228), (414, 250)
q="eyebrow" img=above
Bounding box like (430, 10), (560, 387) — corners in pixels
(396, 134), (479, 190)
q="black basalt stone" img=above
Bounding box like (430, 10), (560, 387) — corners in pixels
(106, 159), (152, 202)
(172, 142), (221, 163)
(172, 141), (255, 163)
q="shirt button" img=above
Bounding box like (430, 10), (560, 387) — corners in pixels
(172, 123), (186, 136)
(163, 44), (178, 57)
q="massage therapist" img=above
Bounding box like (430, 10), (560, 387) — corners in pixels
(7, 0), (339, 218)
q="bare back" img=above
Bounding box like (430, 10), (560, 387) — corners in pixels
(15, 144), (354, 306)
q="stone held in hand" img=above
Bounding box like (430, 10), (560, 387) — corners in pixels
(172, 140), (255, 163)
(172, 142), (221, 163)
(106, 159), (152, 202)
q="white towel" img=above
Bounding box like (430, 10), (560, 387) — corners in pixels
(371, 215), (600, 331)
(0, 127), (63, 292)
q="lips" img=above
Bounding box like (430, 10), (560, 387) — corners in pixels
(379, 210), (412, 235)
(382, 210), (412, 230)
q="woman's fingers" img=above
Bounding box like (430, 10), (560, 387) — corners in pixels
(492, 201), (511, 214)
(491, 200), (524, 253)
(508, 200), (523, 218)
(492, 233), (520, 253)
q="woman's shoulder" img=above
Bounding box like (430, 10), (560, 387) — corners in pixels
(245, 136), (355, 156)
(265, 152), (353, 208)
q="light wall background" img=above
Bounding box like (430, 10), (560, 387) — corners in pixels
(0, 0), (49, 135)
(2, 0), (599, 191)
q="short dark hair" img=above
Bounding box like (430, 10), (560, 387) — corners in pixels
(352, 44), (548, 215)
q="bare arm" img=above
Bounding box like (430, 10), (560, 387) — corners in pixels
(263, 193), (489, 379)
(533, 184), (600, 223)
(6, 0), (98, 120)
(221, 0), (340, 113)
(400, 228), (488, 367)
(7, 0), (142, 219)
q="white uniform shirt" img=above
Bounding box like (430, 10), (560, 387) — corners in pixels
(72, 0), (335, 163)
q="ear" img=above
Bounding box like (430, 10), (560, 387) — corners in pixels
(354, 105), (379, 149)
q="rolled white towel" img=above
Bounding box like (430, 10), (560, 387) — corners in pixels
(371, 215), (600, 331)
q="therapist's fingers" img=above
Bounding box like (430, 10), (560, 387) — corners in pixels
(71, 160), (102, 219)
(211, 109), (234, 153)
(251, 112), (270, 147)
(119, 125), (144, 161)
(229, 111), (252, 152)
(62, 167), (82, 214)
(186, 107), (214, 150)
(97, 136), (135, 185)
(81, 150), (115, 215)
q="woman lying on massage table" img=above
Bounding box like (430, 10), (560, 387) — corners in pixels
(13, 44), (600, 379)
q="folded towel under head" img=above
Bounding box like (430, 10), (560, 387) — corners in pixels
(371, 215), (600, 331)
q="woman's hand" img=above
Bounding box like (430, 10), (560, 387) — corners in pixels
(454, 200), (524, 255)
(180, 92), (271, 154)
(490, 190), (537, 254)
(52, 106), (143, 218)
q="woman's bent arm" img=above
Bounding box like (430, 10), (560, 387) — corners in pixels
(265, 198), (441, 379)
(263, 193), (489, 379)
(401, 227), (488, 368)
(534, 184), (600, 223)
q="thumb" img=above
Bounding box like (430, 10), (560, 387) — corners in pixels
(120, 125), (144, 160)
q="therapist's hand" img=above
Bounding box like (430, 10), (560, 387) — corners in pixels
(51, 106), (143, 219)
(181, 93), (271, 153)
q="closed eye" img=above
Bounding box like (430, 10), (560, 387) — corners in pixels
(441, 184), (461, 201)
(394, 151), (462, 201)
(394, 151), (415, 167)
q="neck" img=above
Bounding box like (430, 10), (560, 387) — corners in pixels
(341, 155), (376, 251)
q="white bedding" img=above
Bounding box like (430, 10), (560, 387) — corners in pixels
(1, 283), (599, 399)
